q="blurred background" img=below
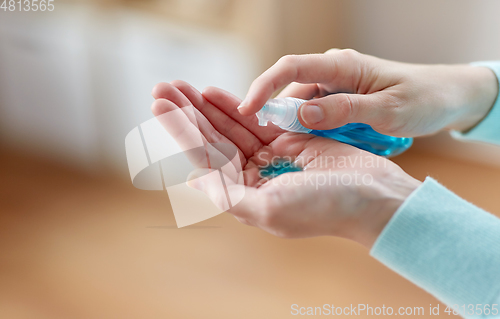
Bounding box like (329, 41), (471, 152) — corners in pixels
(1, 0), (500, 318)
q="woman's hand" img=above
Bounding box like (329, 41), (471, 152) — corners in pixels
(188, 133), (421, 248)
(237, 49), (498, 137)
(151, 81), (421, 249)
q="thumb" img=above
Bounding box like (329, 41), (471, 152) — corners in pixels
(298, 93), (392, 131)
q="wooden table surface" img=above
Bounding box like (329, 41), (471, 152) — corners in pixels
(1, 148), (499, 318)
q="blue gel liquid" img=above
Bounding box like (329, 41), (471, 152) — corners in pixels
(259, 159), (302, 179)
(311, 123), (413, 157)
(257, 98), (413, 157)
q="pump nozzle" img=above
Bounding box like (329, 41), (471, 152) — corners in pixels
(257, 110), (269, 126)
(255, 98), (312, 133)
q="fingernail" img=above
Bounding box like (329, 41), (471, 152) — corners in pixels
(300, 105), (324, 125)
(237, 100), (247, 110)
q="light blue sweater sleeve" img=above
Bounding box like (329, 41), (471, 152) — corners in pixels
(370, 61), (500, 318)
(371, 178), (500, 318)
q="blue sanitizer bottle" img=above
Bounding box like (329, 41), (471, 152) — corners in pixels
(256, 97), (413, 157)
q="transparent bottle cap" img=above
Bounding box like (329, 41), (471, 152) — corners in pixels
(256, 98), (311, 133)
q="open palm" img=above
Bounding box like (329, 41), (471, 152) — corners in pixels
(151, 81), (418, 246)
(152, 81), (378, 184)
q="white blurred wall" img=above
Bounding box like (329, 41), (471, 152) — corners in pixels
(340, 0), (500, 167)
(0, 5), (96, 166)
(1, 0), (499, 172)
(0, 3), (257, 173)
(342, 0), (500, 63)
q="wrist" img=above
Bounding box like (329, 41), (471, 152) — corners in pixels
(352, 171), (422, 249)
(448, 65), (498, 132)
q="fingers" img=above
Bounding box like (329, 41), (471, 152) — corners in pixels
(298, 92), (395, 131)
(152, 82), (194, 109)
(150, 98), (214, 168)
(202, 86), (283, 145)
(237, 49), (364, 116)
(152, 83), (219, 140)
(151, 83), (202, 128)
(150, 99), (199, 145)
(276, 49), (339, 100)
(276, 82), (320, 100)
(152, 81), (263, 159)
(237, 54), (331, 115)
(151, 98), (216, 145)
(172, 81), (265, 159)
